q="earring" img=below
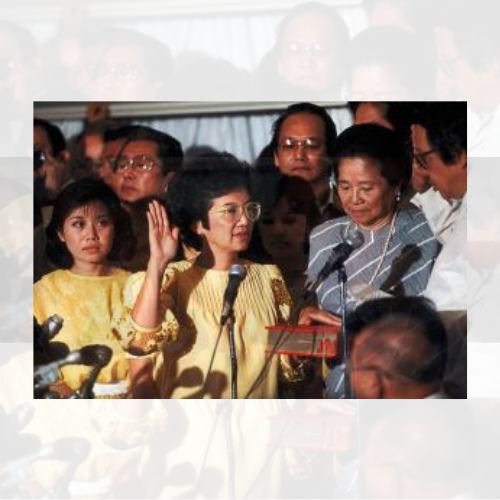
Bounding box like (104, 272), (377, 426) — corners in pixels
(396, 191), (402, 203)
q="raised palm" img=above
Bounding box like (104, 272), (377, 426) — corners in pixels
(147, 200), (179, 270)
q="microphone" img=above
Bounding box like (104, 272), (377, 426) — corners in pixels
(220, 264), (247, 327)
(304, 227), (364, 297)
(34, 350), (83, 390)
(78, 345), (113, 368)
(70, 345), (113, 399)
(35, 314), (64, 351)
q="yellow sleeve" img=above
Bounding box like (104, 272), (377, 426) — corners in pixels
(111, 269), (179, 356)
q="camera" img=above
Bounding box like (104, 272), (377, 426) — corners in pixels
(34, 148), (46, 171)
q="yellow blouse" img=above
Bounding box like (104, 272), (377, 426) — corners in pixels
(114, 260), (291, 399)
(34, 269), (130, 392)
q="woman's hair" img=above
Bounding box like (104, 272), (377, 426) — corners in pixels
(263, 175), (321, 229)
(332, 123), (411, 189)
(166, 152), (250, 250)
(46, 179), (135, 268)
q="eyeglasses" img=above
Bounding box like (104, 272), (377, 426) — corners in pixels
(278, 137), (323, 152)
(211, 202), (261, 222)
(412, 149), (437, 170)
(281, 42), (333, 58)
(114, 155), (161, 173)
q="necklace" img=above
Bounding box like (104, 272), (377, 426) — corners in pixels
(348, 210), (399, 286)
(368, 210), (399, 285)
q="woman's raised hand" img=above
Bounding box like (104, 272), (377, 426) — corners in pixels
(147, 200), (179, 271)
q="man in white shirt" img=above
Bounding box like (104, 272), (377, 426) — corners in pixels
(411, 103), (467, 311)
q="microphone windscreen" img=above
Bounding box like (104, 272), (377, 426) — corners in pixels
(79, 345), (112, 368)
(343, 226), (364, 249)
(228, 263), (247, 280)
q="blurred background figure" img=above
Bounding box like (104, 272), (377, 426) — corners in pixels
(254, 175), (320, 305)
(270, 102), (343, 222)
(254, 1), (350, 100)
(348, 26), (436, 100)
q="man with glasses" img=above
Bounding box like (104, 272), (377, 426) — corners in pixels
(110, 125), (183, 271)
(270, 102), (342, 222)
(411, 102), (467, 312)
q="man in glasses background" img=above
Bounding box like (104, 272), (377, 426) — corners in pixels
(270, 102), (343, 222)
(110, 125), (184, 271)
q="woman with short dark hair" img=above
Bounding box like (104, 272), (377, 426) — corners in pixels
(301, 124), (440, 324)
(114, 153), (295, 399)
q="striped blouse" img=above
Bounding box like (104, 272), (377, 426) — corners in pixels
(307, 204), (441, 315)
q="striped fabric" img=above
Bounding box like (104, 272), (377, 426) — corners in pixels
(307, 204), (441, 315)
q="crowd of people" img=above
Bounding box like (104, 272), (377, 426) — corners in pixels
(33, 100), (467, 400)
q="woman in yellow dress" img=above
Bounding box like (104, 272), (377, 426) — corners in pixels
(34, 179), (135, 398)
(114, 153), (295, 399)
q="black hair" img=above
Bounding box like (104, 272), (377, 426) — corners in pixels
(260, 175), (321, 229)
(332, 123), (411, 188)
(413, 102), (467, 165)
(46, 179), (135, 268)
(270, 102), (338, 160)
(349, 26), (436, 98)
(348, 102), (414, 135)
(346, 297), (448, 384)
(108, 124), (184, 175)
(166, 152), (250, 250)
(34, 118), (67, 156)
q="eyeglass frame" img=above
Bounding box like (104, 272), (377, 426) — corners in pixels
(113, 155), (162, 173)
(278, 137), (324, 153)
(210, 201), (262, 222)
(412, 149), (438, 170)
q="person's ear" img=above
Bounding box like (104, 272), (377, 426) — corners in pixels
(456, 151), (467, 171)
(58, 150), (71, 166)
(57, 230), (65, 243)
(192, 220), (204, 236)
(163, 172), (176, 193)
(273, 151), (281, 170)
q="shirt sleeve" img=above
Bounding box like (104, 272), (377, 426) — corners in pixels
(111, 270), (179, 356)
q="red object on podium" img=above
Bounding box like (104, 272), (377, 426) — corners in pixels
(266, 325), (339, 358)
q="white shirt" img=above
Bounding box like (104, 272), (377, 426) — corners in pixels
(412, 189), (462, 244)
(425, 194), (467, 311)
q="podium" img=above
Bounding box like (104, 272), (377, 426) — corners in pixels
(266, 325), (340, 358)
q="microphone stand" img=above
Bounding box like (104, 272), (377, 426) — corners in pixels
(338, 265), (352, 399)
(227, 311), (238, 399)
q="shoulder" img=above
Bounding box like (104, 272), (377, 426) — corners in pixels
(243, 260), (284, 282)
(396, 204), (436, 241)
(34, 269), (67, 290)
(110, 268), (131, 285)
(310, 217), (350, 243)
